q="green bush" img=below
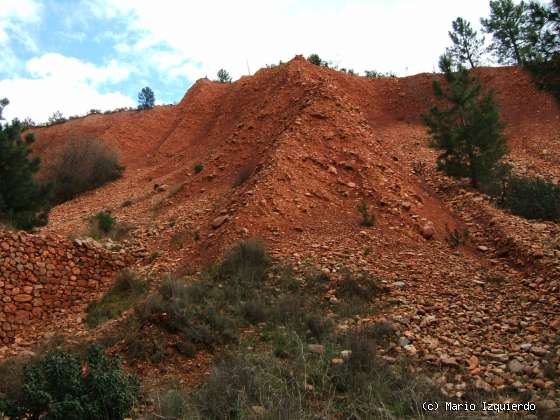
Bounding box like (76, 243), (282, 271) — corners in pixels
(87, 212), (132, 240)
(502, 175), (560, 221)
(0, 345), (139, 420)
(336, 269), (383, 302)
(193, 163), (204, 173)
(94, 211), (114, 233)
(525, 55), (560, 103)
(86, 270), (147, 329)
(218, 238), (269, 285)
(134, 239), (269, 355)
(178, 331), (445, 419)
(137, 278), (238, 352)
(48, 138), (123, 204)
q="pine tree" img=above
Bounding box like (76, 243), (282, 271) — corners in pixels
(0, 117), (51, 230)
(307, 54), (323, 66)
(481, 0), (531, 65)
(137, 87), (155, 110)
(422, 55), (508, 189)
(447, 17), (485, 68)
(216, 69), (232, 83)
(525, 0), (560, 61)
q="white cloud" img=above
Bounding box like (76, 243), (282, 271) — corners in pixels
(0, 77), (135, 123)
(0, 0), (41, 45)
(1, 54), (135, 123)
(89, 0), (491, 79)
(27, 53), (132, 85)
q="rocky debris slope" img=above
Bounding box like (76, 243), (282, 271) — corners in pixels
(17, 56), (560, 407)
(0, 229), (131, 347)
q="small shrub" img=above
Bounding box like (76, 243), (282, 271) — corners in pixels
(138, 278), (238, 352)
(368, 321), (396, 340)
(501, 176), (560, 221)
(94, 211), (115, 233)
(170, 230), (190, 249)
(152, 388), (189, 419)
(357, 200), (375, 226)
(445, 224), (469, 248)
(270, 295), (308, 329)
(364, 70), (396, 78)
(88, 212), (132, 241)
(146, 251), (160, 263)
(0, 357), (28, 405)
(336, 269), (383, 302)
(306, 315), (333, 341)
(49, 138), (123, 204)
(525, 55), (560, 104)
(86, 270), (147, 328)
(0, 345), (139, 420)
(218, 238), (269, 286)
(412, 161), (427, 176)
(189, 354), (261, 418)
(193, 163), (204, 174)
(125, 329), (168, 364)
(242, 301), (267, 324)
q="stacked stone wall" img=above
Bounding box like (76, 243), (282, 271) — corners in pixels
(0, 230), (129, 344)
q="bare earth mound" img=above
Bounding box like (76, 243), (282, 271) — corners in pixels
(9, 56), (559, 403)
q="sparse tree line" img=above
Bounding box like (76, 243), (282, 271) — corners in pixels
(304, 0), (559, 89)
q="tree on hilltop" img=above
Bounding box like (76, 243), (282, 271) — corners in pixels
(216, 69), (232, 83)
(48, 110), (65, 124)
(307, 54), (323, 66)
(447, 17), (485, 68)
(138, 86), (155, 110)
(422, 55), (507, 189)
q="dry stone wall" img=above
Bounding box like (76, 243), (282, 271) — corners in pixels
(0, 229), (130, 344)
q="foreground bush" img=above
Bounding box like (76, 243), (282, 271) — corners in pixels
(149, 331), (444, 419)
(0, 345), (139, 420)
(48, 138), (123, 204)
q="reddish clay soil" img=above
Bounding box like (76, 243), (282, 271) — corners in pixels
(15, 56), (560, 403)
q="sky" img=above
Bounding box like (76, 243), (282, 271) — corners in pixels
(0, 0), (494, 124)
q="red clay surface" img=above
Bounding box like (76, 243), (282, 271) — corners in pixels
(21, 56), (560, 402)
